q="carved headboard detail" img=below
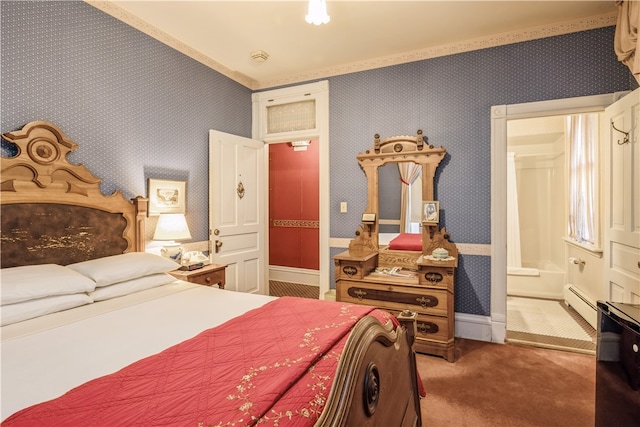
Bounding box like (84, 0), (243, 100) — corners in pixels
(1, 121), (147, 268)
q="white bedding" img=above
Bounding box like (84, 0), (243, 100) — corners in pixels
(0, 281), (276, 421)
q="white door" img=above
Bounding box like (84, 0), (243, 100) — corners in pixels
(209, 130), (265, 294)
(604, 88), (640, 303)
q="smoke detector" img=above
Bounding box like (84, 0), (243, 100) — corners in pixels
(250, 50), (269, 63)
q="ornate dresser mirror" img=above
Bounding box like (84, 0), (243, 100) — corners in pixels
(334, 130), (458, 361)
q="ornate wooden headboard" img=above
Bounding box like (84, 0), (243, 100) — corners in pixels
(1, 121), (147, 268)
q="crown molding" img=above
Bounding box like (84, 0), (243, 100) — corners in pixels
(86, 1), (616, 91)
(258, 12), (616, 90)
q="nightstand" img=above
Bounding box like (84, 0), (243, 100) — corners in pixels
(169, 264), (227, 289)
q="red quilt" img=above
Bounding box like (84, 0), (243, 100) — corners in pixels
(388, 233), (422, 251)
(3, 297), (396, 427)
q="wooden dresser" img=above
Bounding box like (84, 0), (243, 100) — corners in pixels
(335, 244), (456, 362)
(333, 130), (458, 361)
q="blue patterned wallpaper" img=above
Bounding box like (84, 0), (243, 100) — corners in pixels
(1, 1), (253, 242)
(1, 2), (634, 316)
(325, 26), (631, 315)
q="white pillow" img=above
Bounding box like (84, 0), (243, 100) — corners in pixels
(67, 252), (178, 287)
(1, 293), (93, 326)
(0, 264), (96, 305)
(89, 273), (176, 301)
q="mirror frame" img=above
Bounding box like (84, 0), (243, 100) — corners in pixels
(349, 130), (447, 254)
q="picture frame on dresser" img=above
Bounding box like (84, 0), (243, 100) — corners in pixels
(148, 179), (186, 216)
(422, 200), (439, 224)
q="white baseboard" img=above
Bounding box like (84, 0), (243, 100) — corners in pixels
(268, 265), (319, 286)
(455, 312), (495, 343)
(324, 289), (336, 301)
(563, 284), (598, 329)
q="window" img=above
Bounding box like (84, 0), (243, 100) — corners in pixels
(266, 100), (316, 134)
(566, 113), (599, 249)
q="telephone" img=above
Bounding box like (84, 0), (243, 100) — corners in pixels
(180, 251), (211, 270)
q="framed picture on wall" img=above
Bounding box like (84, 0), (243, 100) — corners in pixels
(148, 179), (186, 216)
(422, 200), (439, 224)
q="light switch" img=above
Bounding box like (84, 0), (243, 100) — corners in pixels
(340, 202), (347, 213)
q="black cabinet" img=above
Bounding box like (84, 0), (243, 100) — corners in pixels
(596, 301), (640, 427)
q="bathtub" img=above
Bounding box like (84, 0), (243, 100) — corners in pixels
(507, 261), (566, 300)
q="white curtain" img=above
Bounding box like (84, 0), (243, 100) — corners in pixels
(398, 162), (421, 233)
(566, 113), (599, 246)
(506, 152), (522, 269)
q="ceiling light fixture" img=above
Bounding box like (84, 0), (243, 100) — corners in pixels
(250, 50), (269, 63)
(305, 0), (330, 26)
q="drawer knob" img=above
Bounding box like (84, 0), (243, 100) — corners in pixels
(424, 272), (443, 283)
(205, 277), (211, 283)
(416, 296), (431, 307)
(633, 344), (638, 353)
(417, 321), (439, 334)
(343, 266), (357, 277)
(354, 289), (367, 300)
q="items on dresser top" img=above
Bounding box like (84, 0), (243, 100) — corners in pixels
(372, 266), (417, 277)
(431, 247), (449, 259)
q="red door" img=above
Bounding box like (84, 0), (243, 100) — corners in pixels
(269, 141), (319, 270)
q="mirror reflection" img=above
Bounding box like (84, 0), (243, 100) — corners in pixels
(378, 162), (422, 246)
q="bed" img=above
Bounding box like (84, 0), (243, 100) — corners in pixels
(0, 121), (424, 426)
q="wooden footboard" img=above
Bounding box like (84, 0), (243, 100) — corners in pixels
(317, 310), (421, 427)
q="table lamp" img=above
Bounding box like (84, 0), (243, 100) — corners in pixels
(153, 213), (192, 262)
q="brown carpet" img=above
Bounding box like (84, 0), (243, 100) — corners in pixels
(418, 338), (595, 427)
(269, 281), (596, 426)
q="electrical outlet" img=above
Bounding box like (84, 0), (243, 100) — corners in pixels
(340, 202), (347, 213)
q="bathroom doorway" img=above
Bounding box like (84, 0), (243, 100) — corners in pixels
(490, 92), (620, 345)
(505, 114), (595, 353)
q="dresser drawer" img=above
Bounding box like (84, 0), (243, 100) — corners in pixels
(169, 264), (227, 289)
(337, 280), (449, 316)
(188, 271), (222, 286)
(385, 309), (450, 343)
(334, 250), (377, 280)
(417, 267), (454, 290)
(415, 313), (450, 342)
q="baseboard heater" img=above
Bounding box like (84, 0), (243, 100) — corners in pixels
(563, 284), (598, 329)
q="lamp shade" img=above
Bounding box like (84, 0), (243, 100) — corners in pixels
(153, 213), (192, 241)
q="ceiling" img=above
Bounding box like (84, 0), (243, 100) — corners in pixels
(87, 1), (618, 90)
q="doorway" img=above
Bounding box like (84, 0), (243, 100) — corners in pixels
(490, 92), (621, 344)
(252, 81), (330, 298)
(268, 140), (320, 289)
(505, 114), (596, 353)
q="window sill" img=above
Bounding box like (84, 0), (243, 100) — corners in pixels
(563, 238), (603, 257)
